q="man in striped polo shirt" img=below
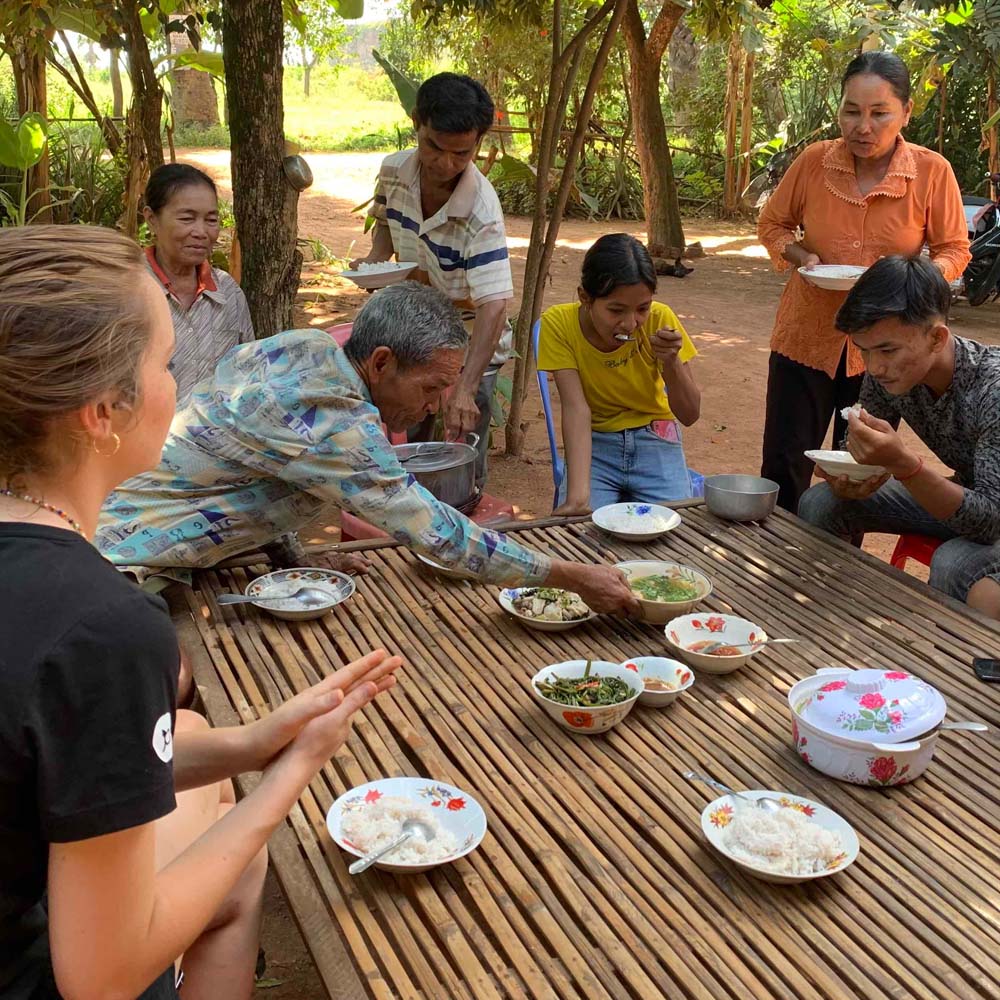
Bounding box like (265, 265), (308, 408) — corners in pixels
(353, 72), (511, 491)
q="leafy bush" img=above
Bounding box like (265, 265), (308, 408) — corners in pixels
(172, 122), (232, 149)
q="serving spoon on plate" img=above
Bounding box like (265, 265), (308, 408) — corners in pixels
(216, 585), (350, 608)
(683, 771), (783, 813)
(349, 818), (436, 874)
(698, 638), (799, 654)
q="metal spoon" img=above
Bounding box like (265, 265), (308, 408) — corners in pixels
(939, 721), (989, 733)
(698, 638), (799, 654)
(349, 818), (436, 875)
(216, 585), (348, 608)
(683, 771), (783, 813)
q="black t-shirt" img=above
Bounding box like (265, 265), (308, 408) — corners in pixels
(0, 525), (179, 999)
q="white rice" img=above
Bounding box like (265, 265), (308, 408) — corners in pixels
(840, 403), (862, 422)
(602, 510), (674, 533)
(722, 807), (843, 875)
(352, 261), (414, 274)
(342, 796), (459, 865)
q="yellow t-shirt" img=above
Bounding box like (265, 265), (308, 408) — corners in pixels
(538, 301), (698, 433)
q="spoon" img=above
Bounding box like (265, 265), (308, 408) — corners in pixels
(683, 771), (783, 813)
(349, 818), (436, 875)
(939, 721), (989, 733)
(698, 638), (799, 654)
(216, 585), (348, 608)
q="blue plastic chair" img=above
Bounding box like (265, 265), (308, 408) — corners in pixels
(531, 318), (703, 509)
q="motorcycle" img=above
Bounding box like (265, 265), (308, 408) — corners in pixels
(963, 174), (1000, 307)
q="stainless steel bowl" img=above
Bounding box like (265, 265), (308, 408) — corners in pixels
(704, 474), (779, 521)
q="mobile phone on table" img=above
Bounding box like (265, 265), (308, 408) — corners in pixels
(973, 657), (1000, 682)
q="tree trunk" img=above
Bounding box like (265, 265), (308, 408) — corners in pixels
(120, 2), (165, 170)
(622, 0), (686, 256)
(301, 45), (311, 97)
(223, 0), (302, 337)
(168, 13), (221, 127)
(722, 35), (742, 216)
(506, 0), (628, 457)
(667, 21), (699, 97)
(736, 49), (755, 208)
(11, 39), (50, 223)
(110, 47), (124, 118)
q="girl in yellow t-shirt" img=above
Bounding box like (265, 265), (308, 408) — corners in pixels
(538, 233), (701, 514)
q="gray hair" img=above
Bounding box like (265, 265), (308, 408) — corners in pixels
(344, 281), (469, 369)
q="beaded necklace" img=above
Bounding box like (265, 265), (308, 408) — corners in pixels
(0, 488), (86, 537)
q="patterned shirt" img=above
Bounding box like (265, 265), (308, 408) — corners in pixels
(372, 149), (513, 367)
(96, 329), (550, 586)
(145, 247), (255, 405)
(860, 336), (1000, 543)
(757, 138), (970, 377)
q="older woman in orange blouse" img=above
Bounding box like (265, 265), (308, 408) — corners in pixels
(758, 51), (970, 512)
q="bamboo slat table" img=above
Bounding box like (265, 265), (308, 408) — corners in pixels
(171, 503), (1000, 1000)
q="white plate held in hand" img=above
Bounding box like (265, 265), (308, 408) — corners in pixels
(340, 262), (419, 290)
(798, 264), (867, 291)
(805, 449), (886, 482)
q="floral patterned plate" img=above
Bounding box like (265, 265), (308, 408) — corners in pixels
(245, 567), (355, 621)
(592, 502), (682, 541)
(700, 790), (860, 885)
(326, 777), (487, 874)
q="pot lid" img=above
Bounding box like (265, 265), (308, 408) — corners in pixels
(393, 441), (474, 473)
(794, 668), (946, 744)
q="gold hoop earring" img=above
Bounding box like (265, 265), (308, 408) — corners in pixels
(92, 433), (121, 458)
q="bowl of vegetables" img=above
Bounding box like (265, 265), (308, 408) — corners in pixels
(620, 656), (694, 707)
(615, 560), (712, 624)
(665, 613), (767, 674)
(499, 587), (595, 632)
(531, 659), (643, 734)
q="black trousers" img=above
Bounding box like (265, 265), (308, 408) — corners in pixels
(760, 350), (864, 513)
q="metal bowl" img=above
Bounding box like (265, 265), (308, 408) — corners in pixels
(704, 474), (779, 522)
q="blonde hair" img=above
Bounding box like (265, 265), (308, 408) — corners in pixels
(0, 225), (152, 481)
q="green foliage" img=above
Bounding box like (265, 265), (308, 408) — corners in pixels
(46, 121), (126, 226)
(286, 0), (350, 68)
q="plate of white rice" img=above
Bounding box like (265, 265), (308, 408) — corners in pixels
(327, 777), (487, 873)
(700, 790), (859, 884)
(339, 261), (419, 290)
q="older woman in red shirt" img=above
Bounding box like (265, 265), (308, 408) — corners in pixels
(758, 51), (970, 512)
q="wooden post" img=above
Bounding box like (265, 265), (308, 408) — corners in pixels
(721, 34), (742, 217)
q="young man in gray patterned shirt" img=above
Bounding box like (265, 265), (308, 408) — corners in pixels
(799, 255), (1000, 619)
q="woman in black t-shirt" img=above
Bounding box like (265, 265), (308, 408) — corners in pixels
(0, 226), (401, 999)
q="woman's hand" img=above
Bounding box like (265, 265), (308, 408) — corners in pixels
(262, 651), (402, 773)
(800, 252), (821, 270)
(649, 327), (684, 369)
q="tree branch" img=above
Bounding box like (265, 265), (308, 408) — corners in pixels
(555, 0), (618, 76)
(647, 2), (685, 63)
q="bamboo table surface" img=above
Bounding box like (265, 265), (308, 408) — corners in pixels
(172, 504), (1000, 1000)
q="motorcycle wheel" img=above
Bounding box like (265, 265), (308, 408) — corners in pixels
(965, 252), (1000, 307)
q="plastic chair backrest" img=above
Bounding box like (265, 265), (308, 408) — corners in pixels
(532, 319), (565, 509)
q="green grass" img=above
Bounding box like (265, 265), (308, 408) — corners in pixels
(2, 61), (412, 154)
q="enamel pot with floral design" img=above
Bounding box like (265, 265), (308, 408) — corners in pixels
(787, 667), (947, 787)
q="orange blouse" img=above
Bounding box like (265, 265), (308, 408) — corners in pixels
(757, 137), (971, 377)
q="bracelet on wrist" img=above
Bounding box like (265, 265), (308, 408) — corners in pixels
(894, 457), (923, 482)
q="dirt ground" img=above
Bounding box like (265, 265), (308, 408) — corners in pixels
(180, 148), (1000, 995)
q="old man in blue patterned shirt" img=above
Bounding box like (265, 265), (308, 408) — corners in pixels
(97, 282), (637, 615)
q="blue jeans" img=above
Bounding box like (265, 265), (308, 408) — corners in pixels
(798, 480), (1000, 602)
(560, 423), (692, 508)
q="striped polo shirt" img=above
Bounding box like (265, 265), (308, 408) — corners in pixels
(145, 247), (255, 406)
(372, 149), (513, 367)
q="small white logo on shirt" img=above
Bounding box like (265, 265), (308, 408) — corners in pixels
(152, 712), (174, 763)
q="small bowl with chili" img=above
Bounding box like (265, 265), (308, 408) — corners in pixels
(620, 656), (694, 707)
(615, 560), (713, 625)
(664, 613), (767, 674)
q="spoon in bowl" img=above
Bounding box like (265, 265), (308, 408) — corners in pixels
(698, 638), (799, 654)
(216, 585), (349, 608)
(683, 771), (783, 813)
(349, 818), (436, 875)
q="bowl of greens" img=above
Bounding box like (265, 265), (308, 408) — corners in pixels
(530, 659), (643, 734)
(615, 560), (713, 624)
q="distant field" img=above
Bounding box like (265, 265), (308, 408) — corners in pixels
(1, 61), (412, 153)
